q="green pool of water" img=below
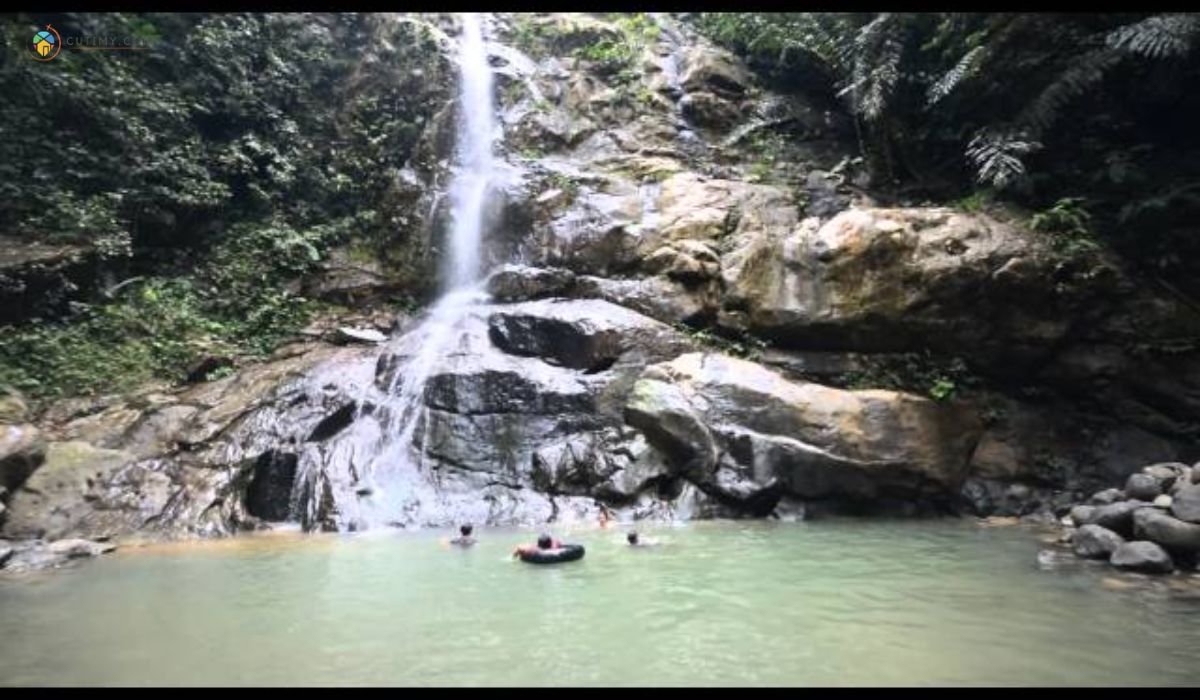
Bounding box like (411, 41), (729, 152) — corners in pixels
(2, 519), (1199, 686)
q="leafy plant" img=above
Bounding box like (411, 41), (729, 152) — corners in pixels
(1031, 197), (1099, 255)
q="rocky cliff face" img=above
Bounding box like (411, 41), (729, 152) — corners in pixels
(2, 13), (1198, 562)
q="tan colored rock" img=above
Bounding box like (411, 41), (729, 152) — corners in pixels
(625, 353), (983, 505)
(2, 441), (136, 540)
(679, 45), (752, 96)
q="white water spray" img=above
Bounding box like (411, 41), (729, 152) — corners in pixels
(350, 13), (501, 527)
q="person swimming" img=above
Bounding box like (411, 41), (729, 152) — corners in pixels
(513, 533), (562, 558)
(627, 531), (660, 547)
(449, 523), (477, 547)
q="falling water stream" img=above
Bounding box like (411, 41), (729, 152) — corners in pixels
(297, 13), (504, 530)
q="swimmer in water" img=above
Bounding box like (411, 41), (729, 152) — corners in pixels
(449, 523), (477, 547)
(513, 533), (561, 558)
(626, 531), (660, 547)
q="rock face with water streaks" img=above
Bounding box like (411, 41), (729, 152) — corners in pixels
(624, 353), (982, 513)
(4, 12), (1200, 568)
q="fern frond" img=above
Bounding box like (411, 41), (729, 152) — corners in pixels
(926, 45), (986, 105)
(1017, 48), (1122, 134)
(966, 129), (1041, 189)
(848, 14), (906, 121)
(1107, 14), (1200, 59)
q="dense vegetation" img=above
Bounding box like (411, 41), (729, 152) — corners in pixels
(4, 12), (1199, 405)
(0, 13), (450, 399)
(693, 13), (1200, 296)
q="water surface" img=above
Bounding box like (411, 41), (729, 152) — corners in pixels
(3, 519), (1199, 686)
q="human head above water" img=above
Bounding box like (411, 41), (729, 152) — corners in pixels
(627, 531), (638, 545)
(537, 534), (553, 549)
(460, 524), (473, 536)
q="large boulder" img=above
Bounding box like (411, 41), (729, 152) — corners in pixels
(1142, 463), (1185, 490)
(1110, 541), (1175, 574)
(1072, 500), (1152, 538)
(1072, 524), (1125, 559)
(720, 207), (1099, 373)
(1171, 485), (1200, 524)
(485, 264), (577, 302)
(678, 45), (753, 97)
(487, 298), (693, 373)
(624, 352), (983, 507)
(1133, 507), (1200, 553)
(1089, 488), (1125, 506)
(1, 441), (135, 540)
(1124, 473), (1162, 501)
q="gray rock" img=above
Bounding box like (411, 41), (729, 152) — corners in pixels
(1069, 505), (1098, 526)
(1142, 463), (1185, 489)
(0, 539), (12, 567)
(485, 264), (576, 302)
(46, 538), (117, 558)
(1072, 524), (1125, 559)
(1090, 500), (1153, 538)
(1089, 488), (1125, 505)
(1171, 485), (1200, 523)
(2, 538), (115, 572)
(1110, 541), (1175, 574)
(1133, 508), (1200, 553)
(680, 91), (741, 129)
(1124, 473), (1162, 501)
(487, 298), (688, 372)
(679, 45), (752, 96)
(334, 327), (388, 344)
(2, 441), (136, 540)
(625, 353), (982, 504)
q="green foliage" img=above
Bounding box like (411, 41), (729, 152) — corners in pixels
(0, 12), (450, 399)
(694, 11), (1200, 293)
(675, 323), (770, 361)
(574, 14), (659, 85)
(928, 377), (957, 402)
(951, 190), (994, 213)
(510, 15), (555, 58)
(1031, 197), (1100, 255)
(545, 172), (580, 196)
(842, 352), (978, 401)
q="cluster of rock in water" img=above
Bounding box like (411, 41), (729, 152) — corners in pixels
(1059, 463), (1200, 574)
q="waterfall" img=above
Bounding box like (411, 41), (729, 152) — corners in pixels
(302, 13), (501, 531)
(444, 12), (496, 290)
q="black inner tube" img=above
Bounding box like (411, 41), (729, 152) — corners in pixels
(518, 544), (586, 565)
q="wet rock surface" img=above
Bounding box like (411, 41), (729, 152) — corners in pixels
(1110, 541), (1174, 574)
(5, 13), (1200, 575)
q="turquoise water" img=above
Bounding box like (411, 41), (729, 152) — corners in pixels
(2, 519), (1199, 686)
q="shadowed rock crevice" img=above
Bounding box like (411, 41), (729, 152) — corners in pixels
(244, 451), (299, 522)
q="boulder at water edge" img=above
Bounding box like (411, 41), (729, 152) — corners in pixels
(624, 352), (982, 509)
(1170, 485), (1200, 523)
(1072, 524), (1125, 559)
(1133, 508), (1200, 553)
(1110, 541), (1174, 574)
